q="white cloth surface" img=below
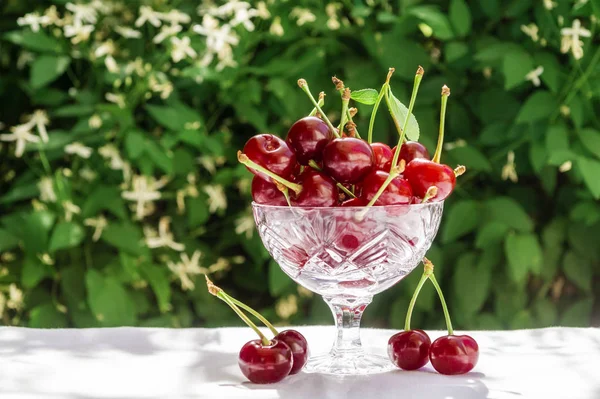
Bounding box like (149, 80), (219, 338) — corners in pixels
(0, 326), (598, 399)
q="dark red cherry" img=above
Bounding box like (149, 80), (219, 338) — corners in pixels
(403, 158), (455, 201)
(275, 330), (309, 374)
(370, 142), (393, 170)
(292, 169), (338, 207)
(238, 338), (293, 383)
(388, 329), (431, 371)
(286, 116), (333, 165)
(360, 170), (413, 205)
(341, 197), (367, 207)
(384, 142), (430, 170)
(251, 176), (287, 206)
(243, 134), (296, 181)
(429, 335), (479, 375)
(322, 138), (374, 184)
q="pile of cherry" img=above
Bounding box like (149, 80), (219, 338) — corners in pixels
(239, 67), (463, 209)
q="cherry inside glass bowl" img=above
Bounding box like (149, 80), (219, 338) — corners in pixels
(252, 202), (443, 375)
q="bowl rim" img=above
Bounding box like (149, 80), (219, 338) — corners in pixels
(251, 201), (444, 210)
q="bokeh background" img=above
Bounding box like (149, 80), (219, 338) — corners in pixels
(0, 0), (599, 330)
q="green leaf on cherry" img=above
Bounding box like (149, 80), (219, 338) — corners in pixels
(387, 88), (420, 141)
(350, 88), (379, 105)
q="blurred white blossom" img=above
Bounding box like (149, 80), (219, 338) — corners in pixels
(161, 9), (191, 24)
(79, 167), (97, 182)
(88, 114), (102, 129)
(122, 175), (169, 219)
(38, 177), (57, 203)
(115, 26), (142, 39)
(84, 215), (107, 241)
(153, 23), (183, 44)
(17, 12), (51, 32)
(543, 0), (557, 10)
(501, 151), (518, 183)
(145, 217), (185, 251)
(65, 142), (93, 158)
(235, 213), (254, 238)
(526, 66), (544, 87)
(105, 92), (126, 108)
(66, 2), (98, 24)
(63, 200), (81, 222)
(27, 110), (50, 143)
(167, 251), (206, 291)
(135, 5), (162, 28)
(7, 284), (23, 310)
(270, 17), (284, 36)
(64, 19), (95, 44)
(290, 8), (316, 26)
(0, 124), (40, 158)
(521, 24), (539, 42)
(256, 2), (270, 19)
(203, 184), (227, 213)
(559, 161), (572, 172)
(170, 36), (197, 62)
(276, 295), (298, 319)
(561, 19), (591, 60)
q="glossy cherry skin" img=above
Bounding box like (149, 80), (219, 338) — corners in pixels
(243, 134), (297, 181)
(292, 169), (338, 207)
(388, 329), (431, 371)
(251, 176), (287, 206)
(385, 142), (430, 170)
(360, 170), (413, 205)
(322, 138), (374, 184)
(238, 338), (293, 384)
(429, 335), (479, 375)
(403, 158), (456, 201)
(286, 116), (333, 165)
(275, 330), (309, 374)
(371, 142), (394, 170)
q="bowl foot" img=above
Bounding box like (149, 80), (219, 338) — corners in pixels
(303, 352), (395, 375)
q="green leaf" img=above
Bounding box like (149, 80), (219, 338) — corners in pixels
(146, 103), (203, 131)
(86, 269), (136, 326)
(545, 123), (569, 154)
(4, 30), (63, 53)
(0, 228), (19, 252)
(22, 256), (52, 289)
(350, 89), (378, 105)
(516, 91), (556, 123)
(409, 6), (454, 40)
(503, 48), (534, 90)
(269, 260), (294, 296)
(0, 182), (39, 205)
(445, 42), (469, 63)
(449, 0), (472, 37)
(29, 304), (69, 328)
(562, 251), (592, 292)
(61, 266), (86, 308)
(49, 222), (85, 252)
(101, 222), (144, 255)
(560, 299), (593, 327)
(577, 156), (600, 199)
(533, 299), (558, 326)
(388, 88), (420, 141)
(53, 104), (95, 118)
(140, 264), (171, 313)
(441, 200), (480, 243)
(504, 232), (543, 283)
(82, 185), (127, 220)
(485, 197), (533, 232)
(447, 145), (492, 172)
(452, 252), (491, 316)
(145, 140), (174, 174)
(21, 211), (56, 253)
(188, 196), (210, 227)
(578, 128), (600, 159)
(30, 55), (71, 89)
(125, 130), (146, 159)
(570, 201), (600, 226)
(475, 221), (509, 249)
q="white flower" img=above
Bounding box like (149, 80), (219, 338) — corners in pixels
(197, 156), (217, 174)
(290, 8), (317, 26)
(122, 175), (169, 220)
(326, 3), (341, 30)
(276, 295), (298, 319)
(561, 19), (591, 60)
(0, 292), (5, 318)
(270, 17), (284, 36)
(543, 0), (557, 10)
(99, 144), (125, 170)
(501, 151), (518, 183)
(0, 124), (40, 158)
(94, 40), (115, 58)
(17, 12), (51, 32)
(84, 215), (107, 241)
(170, 36), (197, 62)
(43, 6), (62, 27)
(105, 55), (119, 73)
(105, 92), (126, 108)
(235, 213), (254, 239)
(64, 19), (95, 44)
(208, 257), (230, 273)
(229, 5), (259, 32)
(256, 2), (270, 19)
(203, 184), (227, 213)
(560, 105), (571, 116)
(135, 5), (162, 28)
(160, 9), (191, 24)
(444, 139), (467, 151)
(17, 51), (35, 70)
(88, 114), (102, 129)
(526, 66), (544, 87)
(193, 15), (239, 54)
(115, 26), (142, 39)
(63, 201), (81, 222)
(65, 141), (93, 158)
(7, 284), (23, 310)
(167, 251), (206, 291)
(79, 167), (97, 181)
(26, 110), (50, 143)
(153, 23), (183, 44)
(38, 177), (57, 203)
(66, 2), (98, 24)
(521, 23), (539, 42)
(559, 161), (572, 172)
(145, 217), (185, 251)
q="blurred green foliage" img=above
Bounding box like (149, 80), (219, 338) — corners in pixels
(0, 0), (598, 330)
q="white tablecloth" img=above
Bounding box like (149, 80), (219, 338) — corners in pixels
(0, 326), (598, 399)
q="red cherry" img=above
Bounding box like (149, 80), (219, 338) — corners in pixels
(429, 335), (479, 375)
(370, 142), (393, 170)
(243, 134), (296, 181)
(340, 197), (367, 207)
(275, 330), (309, 374)
(286, 116), (333, 165)
(384, 142), (430, 170)
(322, 138), (374, 184)
(251, 176), (287, 206)
(292, 169), (338, 207)
(238, 338), (293, 383)
(388, 329), (431, 371)
(360, 170), (413, 205)
(403, 158), (456, 201)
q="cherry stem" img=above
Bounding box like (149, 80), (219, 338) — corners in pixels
(275, 182), (293, 207)
(206, 276), (271, 346)
(388, 67), (424, 170)
(404, 271), (429, 331)
(308, 160), (356, 198)
(298, 79), (339, 138)
(367, 68), (395, 144)
(421, 186), (438, 203)
(338, 88), (350, 134)
(428, 271), (454, 336)
(454, 165), (466, 177)
(432, 85), (450, 164)
(237, 151), (302, 195)
(309, 91), (325, 117)
(357, 160), (405, 219)
(226, 295), (279, 336)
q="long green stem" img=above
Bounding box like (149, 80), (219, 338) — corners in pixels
(405, 272), (429, 331)
(309, 91), (325, 117)
(400, 66), (424, 139)
(432, 86), (450, 164)
(338, 88), (350, 135)
(226, 295), (279, 336)
(238, 151), (302, 195)
(429, 273), (454, 335)
(367, 83), (388, 144)
(298, 79), (339, 138)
